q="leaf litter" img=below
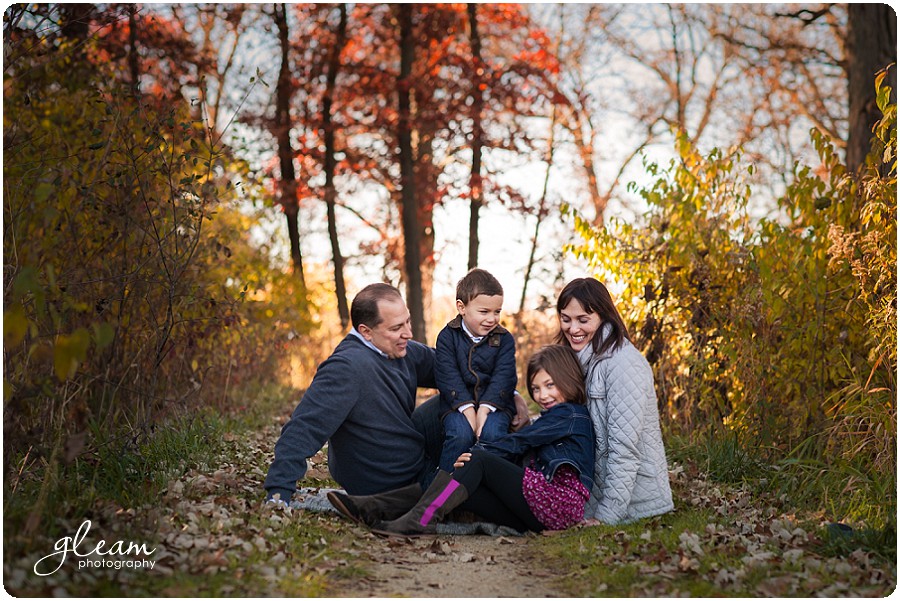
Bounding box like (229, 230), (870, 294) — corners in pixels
(5, 415), (895, 597)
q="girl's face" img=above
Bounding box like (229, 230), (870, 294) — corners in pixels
(558, 298), (602, 352)
(530, 368), (565, 410)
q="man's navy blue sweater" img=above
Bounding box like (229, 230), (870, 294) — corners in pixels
(264, 335), (436, 498)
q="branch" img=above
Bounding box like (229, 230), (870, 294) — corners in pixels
(774, 5), (834, 26)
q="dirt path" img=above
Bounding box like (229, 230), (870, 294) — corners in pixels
(332, 531), (558, 597)
(259, 411), (562, 597)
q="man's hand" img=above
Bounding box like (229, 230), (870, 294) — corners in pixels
(264, 494), (289, 509)
(510, 391), (532, 432)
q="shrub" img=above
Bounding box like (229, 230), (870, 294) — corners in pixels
(563, 71), (896, 527)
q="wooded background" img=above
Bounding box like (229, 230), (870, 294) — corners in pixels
(3, 4), (897, 534)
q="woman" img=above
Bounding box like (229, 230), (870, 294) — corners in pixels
(556, 277), (673, 525)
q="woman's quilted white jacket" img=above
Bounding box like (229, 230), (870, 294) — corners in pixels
(578, 325), (674, 524)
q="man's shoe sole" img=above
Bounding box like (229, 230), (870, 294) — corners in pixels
(370, 527), (428, 539)
(326, 491), (363, 525)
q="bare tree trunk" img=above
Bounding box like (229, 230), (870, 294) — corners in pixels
(127, 5), (140, 94)
(416, 120), (437, 332)
(467, 3), (485, 270)
(519, 106), (557, 315)
(397, 4), (426, 342)
(846, 4), (897, 172)
(323, 4), (350, 330)
(274, 3), (305, 287)
(573, 115), (606, 225)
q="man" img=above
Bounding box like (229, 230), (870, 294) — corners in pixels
(264, 283), (530, 506)
(265, 283), (436, 502)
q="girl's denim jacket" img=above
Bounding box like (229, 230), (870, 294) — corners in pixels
(473, 402), (595, 490)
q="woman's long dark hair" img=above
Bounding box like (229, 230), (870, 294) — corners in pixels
(554, 278), (630, 357)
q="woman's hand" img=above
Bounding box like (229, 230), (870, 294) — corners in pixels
(453, 452), (472, 469)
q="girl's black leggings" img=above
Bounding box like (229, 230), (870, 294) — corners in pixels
(453, 450), (544, 532)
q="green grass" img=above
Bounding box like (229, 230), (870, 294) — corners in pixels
(666, 430), (768, 485)
(533, 501), (894, 597)
(818, 521), (897, 563)
(666, 428), (896, 552)
(532, 429), (896, 596)
(532, 508), (730, 597)
(111, 511), (365, 597)
(4, 381), (299, 543)
(4, 411), (229, 549)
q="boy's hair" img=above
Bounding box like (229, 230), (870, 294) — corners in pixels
(456, 268), (503, 304)
(351, 283), (404, 330)
(526, 345), (586, 406)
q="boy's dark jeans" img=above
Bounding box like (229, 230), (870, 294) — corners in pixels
(439, 411), (476, 472)
(437, 407), (512, 473)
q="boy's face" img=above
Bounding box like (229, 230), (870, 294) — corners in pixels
(457, 294), (503, 338)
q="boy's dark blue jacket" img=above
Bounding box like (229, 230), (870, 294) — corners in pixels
(434, 315), (517, 417)
(474, 402), (595, 491)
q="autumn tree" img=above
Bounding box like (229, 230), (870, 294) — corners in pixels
(321, 4), (351, 329)
(846, 4), (897, 171)
(3, 4), (280, 499)
(709, 4), (895, 172)
(272, 3), (306, 286)
(276, 3), (554, 340)
(205, 3), (570, 340)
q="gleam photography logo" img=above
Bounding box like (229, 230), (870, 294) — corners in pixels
(33, 519), (157, 576)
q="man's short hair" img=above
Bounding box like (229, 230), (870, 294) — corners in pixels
(351, 283), (404, 330)
(456, 268), (503, 304)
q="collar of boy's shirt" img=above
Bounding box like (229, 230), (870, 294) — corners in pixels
(461, 319), (484, 344)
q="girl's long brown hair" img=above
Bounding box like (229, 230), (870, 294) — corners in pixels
(526, 345), (587, 406)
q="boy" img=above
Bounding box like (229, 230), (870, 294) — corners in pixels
(435, 268), (517, 472)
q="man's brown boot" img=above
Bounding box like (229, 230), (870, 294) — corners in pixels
(327, 482), (423, 526)
(372, 471), (468, 537)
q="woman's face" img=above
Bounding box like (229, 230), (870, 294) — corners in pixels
(559, 298), (602, 352)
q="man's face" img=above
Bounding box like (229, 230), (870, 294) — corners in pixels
(359, 298), (413, 358)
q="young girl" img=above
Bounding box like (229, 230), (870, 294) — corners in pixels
(352, 345), (595, 535)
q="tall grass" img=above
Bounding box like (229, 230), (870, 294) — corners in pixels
(4, 412), (225, 549)
(3, 381), (299, 554)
